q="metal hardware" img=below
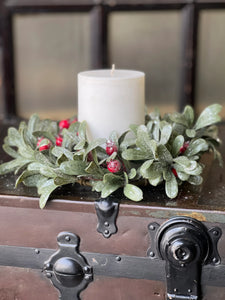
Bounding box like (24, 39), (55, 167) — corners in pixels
(43, 232), (93, 300)
(95, 197), (119, 238)
(148, 216), (222, 300)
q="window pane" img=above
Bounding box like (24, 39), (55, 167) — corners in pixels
(14, 13), (91, 119)
(196, 10), (225, 118)
(109, 11), (182, 115)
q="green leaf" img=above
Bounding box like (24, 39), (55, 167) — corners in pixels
(7, 127), (21, 147)
(140, 160), (154, 178)
(85, 161), (102, 177)
(123, 184), (143, 201)
(183, 105), (194, 127)
(169, 112), (188, 127)
(23, 174), (45, 187)
(27, 162), (43, 172)
(188, 175), (203, 185)
(122, 148), (148, 161)
(40, 166), (57, 178)
(78, 121), (87, 140)
(176, 171), (190, 181)
(165, 171), (178, 199)
(38, 179), (58, 209)
(0, 158), (30, 175)
(33, 131), (55, 144)
(84, 138), (106, 158)
(60, 161), (87, 176)
(159, 122), (172, 145)
(51, 146), (74, 160)
(15, 170), (38, 187)
(186, 129), (196, 138)
(74, 139), (86, 151)
(172, 135), (184, 156)
(173, 156), (197, 171)
(157, 144), (173, 163)
(101, 173), (122, 198)
(34, 151), (54, 167)
(54, 177), (76, 186)
(92, 181), (105, 192)
(129, 124), (139, 136)
(128, 168), (137, 180)
(2, 144), (19, 158)
(147, 162), (163, 186)
(185, 139), (208, 156)
(194, 104), (222, 130)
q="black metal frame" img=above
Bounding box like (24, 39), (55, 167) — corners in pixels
(1, 0), (225, 119)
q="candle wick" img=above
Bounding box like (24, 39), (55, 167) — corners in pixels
(111, 64), (115, 76)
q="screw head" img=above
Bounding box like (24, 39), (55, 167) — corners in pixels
(65, 236), (71, 242)
(149, 251), (155, 258)
(35, 249), (40, 254)
(212, 257), (218, 263)
(149, 224), (155, 230)
(213, 230), (219, 236)
(116, 256), (121, 262)
(46, 272), (52, 278)
(104, 221), (109, 227)
(104, 229), (109, 235)
(188, 289), (192, 293)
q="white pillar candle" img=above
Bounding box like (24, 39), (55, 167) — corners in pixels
(78, 68), (145, 140)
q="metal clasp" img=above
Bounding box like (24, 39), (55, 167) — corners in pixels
(148, 216), (222, 300)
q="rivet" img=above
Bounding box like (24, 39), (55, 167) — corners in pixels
(213, 230), (219, 236)
(174, 288), (178, 292)
(188, 289), (192, 293)
(116, 256), (121, 262)
(104, 221), (109, 227)
(104, 229), (109, 235)
(65, 236), (71, 242)
(180, 263), (185, 267)
(46, 272), (52, 278)
(35, 249), (40, 254)
(149, 251), (155, 258)
(149, 224), (155, 230)
(84, 274), (92, 281)
(45, 263), (51, 269)
(83, 266), (90, 273)
(212, 257), (218, 263)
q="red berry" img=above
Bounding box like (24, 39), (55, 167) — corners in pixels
(37, 137), (44, 147)
(59, 119), (70, 129)
(106, 141), (118, 156)
(179, 141), (190, 154)
(171, 168), (178, 177)
(39, 144), (51, 151)
(56, 136), (63, 146)
(37, 137), (51, 151)
(107, 160), (121, 173)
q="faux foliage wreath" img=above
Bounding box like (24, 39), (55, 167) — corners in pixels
(0, 104), (222, 208)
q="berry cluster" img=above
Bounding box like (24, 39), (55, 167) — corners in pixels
(36, 118), (77, 151)
(106, 141), (121, 173)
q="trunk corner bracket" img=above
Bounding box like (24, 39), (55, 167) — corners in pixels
(147, 216), (222, 300)
(43, 232), (93, 300)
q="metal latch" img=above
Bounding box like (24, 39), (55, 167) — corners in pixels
(148, 216), (222, 300)
(95, 197), (119, 238)
(43, 232), (93, 300)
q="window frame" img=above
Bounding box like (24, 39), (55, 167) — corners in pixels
(1, 0), (225, 119)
